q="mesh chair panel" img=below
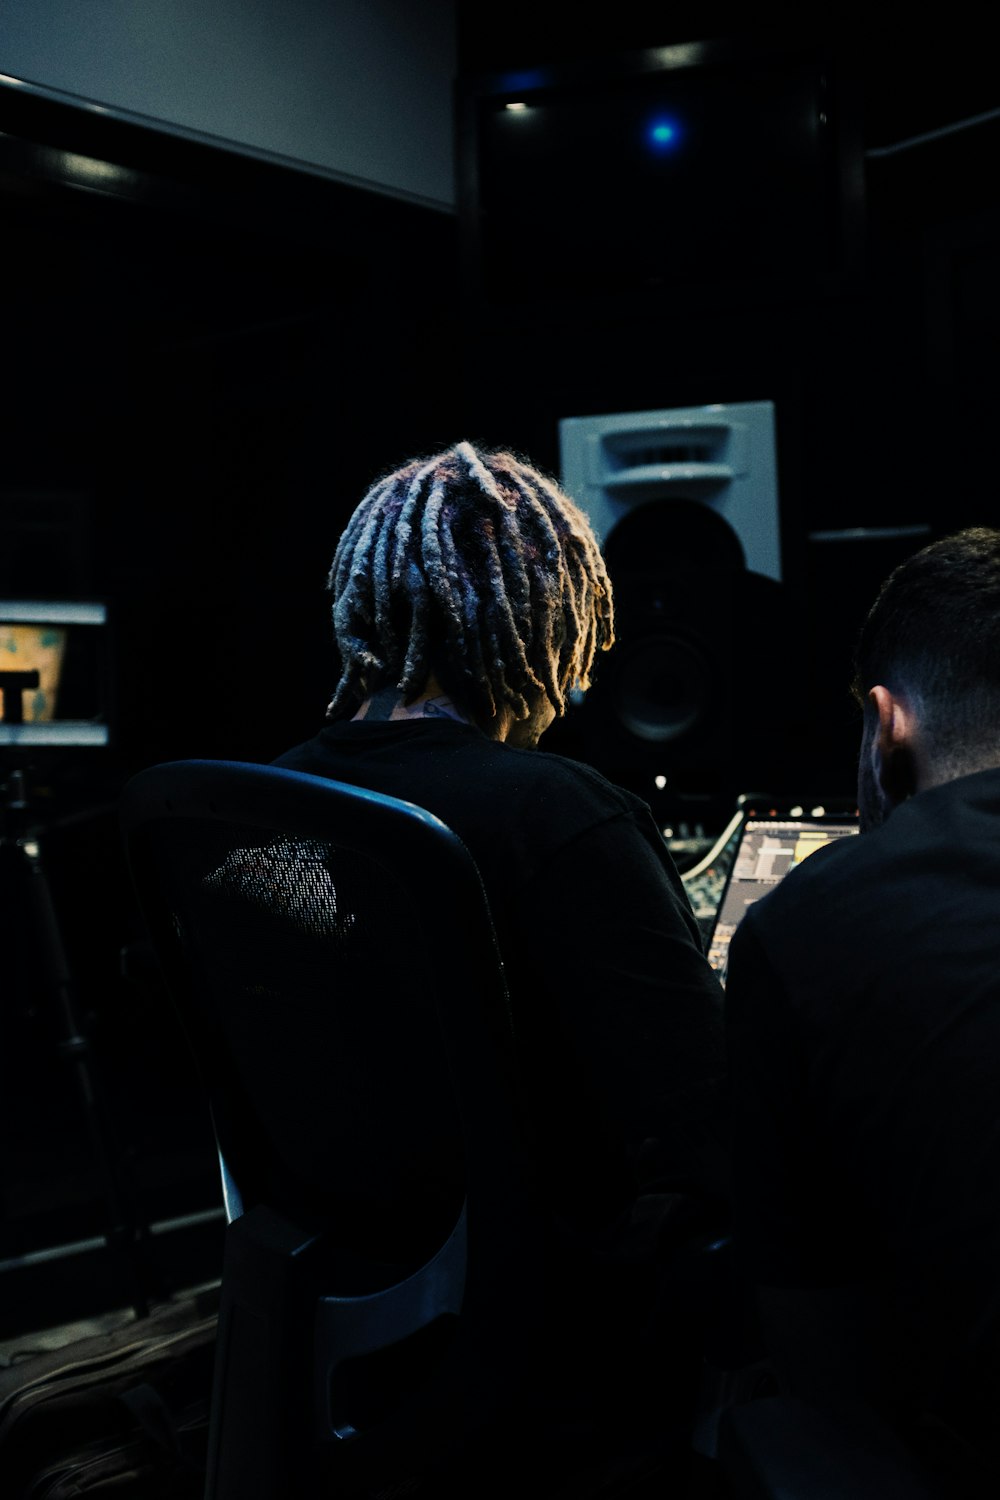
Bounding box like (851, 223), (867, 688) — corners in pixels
(145, 815), (466, 1261)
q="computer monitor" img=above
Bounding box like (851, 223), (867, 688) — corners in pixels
(707, 799), (859, 981)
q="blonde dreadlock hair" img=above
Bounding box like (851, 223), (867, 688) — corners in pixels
(326, 440), (615, 727)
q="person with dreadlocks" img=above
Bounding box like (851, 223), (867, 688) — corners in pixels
(273, 441), (731, 1428)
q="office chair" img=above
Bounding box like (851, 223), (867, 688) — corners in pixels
(119, 759), (705, 1499)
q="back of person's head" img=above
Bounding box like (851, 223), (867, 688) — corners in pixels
(852, 525), (1000, 779)
(326, 440), (614, 728)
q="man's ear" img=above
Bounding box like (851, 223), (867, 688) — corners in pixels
(869, 684), (915, 752)
(869, 684), (918, 802)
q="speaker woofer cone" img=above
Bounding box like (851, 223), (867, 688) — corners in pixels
(612, 635), (713, 743)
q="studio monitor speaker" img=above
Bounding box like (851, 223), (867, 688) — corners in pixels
(558, 401), (792, 798)
(560, 400), (780, 581)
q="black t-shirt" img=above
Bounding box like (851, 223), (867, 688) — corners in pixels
(274, 717), (728, 1232)
(725, 767), (1000, 1464)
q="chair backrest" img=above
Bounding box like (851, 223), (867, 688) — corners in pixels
(119, 759), (547, 1498)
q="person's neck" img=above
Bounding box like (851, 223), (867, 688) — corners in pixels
(351, 681), (470, 726)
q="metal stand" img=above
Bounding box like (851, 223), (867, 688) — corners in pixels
(1, 761), (155, 1320)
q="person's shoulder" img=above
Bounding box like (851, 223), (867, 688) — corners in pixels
(744, 820), (869, 928)
(500, 740), (647, 815)
(767, 768), (1000, 912)
(270, 734), (325, 771)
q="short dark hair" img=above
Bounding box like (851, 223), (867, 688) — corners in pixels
(326, 440), (614, 725)
(852, 526), (1000, 767)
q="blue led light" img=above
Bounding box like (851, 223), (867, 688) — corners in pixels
(497, 68), (549, 93)
(648, 118), (680, 151)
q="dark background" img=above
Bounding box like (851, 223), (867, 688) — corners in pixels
(2, 10), (999, 1331)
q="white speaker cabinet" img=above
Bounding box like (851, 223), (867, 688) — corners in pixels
(559, 399), (781, 582)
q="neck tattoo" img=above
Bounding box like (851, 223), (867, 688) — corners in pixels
(355, 688), (469, 725)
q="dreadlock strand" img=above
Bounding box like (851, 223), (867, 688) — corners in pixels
(326, 480), (406, 714)
(370, 498), (406, 665)
(390, 456), (438, 584)
(533, 465), (615, 688)
(328, 491), (377, 597)
(387, 471), (450, 699)
(480, 544), (542, 710)
(430, 494), (477, 671)
(496, 470), (574, 710)
(455, 439), (504, 503)
(426, 475), (500, 718)
(471, 484), (547, 711)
